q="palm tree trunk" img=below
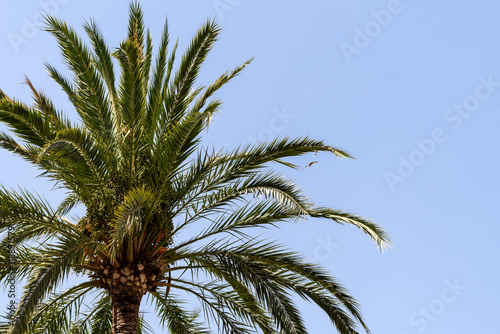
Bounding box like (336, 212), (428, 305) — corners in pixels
(111, 292), (143, 334)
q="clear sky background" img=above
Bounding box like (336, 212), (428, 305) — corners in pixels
(0, 1), (499, 333)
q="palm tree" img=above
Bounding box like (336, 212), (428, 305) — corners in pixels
(0, 2), (390, 334)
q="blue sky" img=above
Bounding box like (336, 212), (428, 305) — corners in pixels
(0, 0), (499, 333)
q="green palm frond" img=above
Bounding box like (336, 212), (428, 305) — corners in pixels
(109, 186), (155, 261)
(147, 15), (170, 124)
(9, 239), (93, 334)
(166, 19), (220, 130)
(0, 98), (53, 147)
(308, 207), (391, 251)
(149, 293), (210, 334)
(88, 294), (112, 334)
(83, 19), (120, 129)
(43, 16), (115, 145)
(27, 282), (96, 334)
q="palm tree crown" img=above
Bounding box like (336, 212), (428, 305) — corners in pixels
(0, 2), (390, 334)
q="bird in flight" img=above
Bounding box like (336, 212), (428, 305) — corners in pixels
(305, 161), (318, 168)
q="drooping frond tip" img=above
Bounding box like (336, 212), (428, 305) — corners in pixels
(326, 145), (355, 160)
(309, 207), (392, 252)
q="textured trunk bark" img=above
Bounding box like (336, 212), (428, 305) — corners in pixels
(111, 292), (143, 334)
